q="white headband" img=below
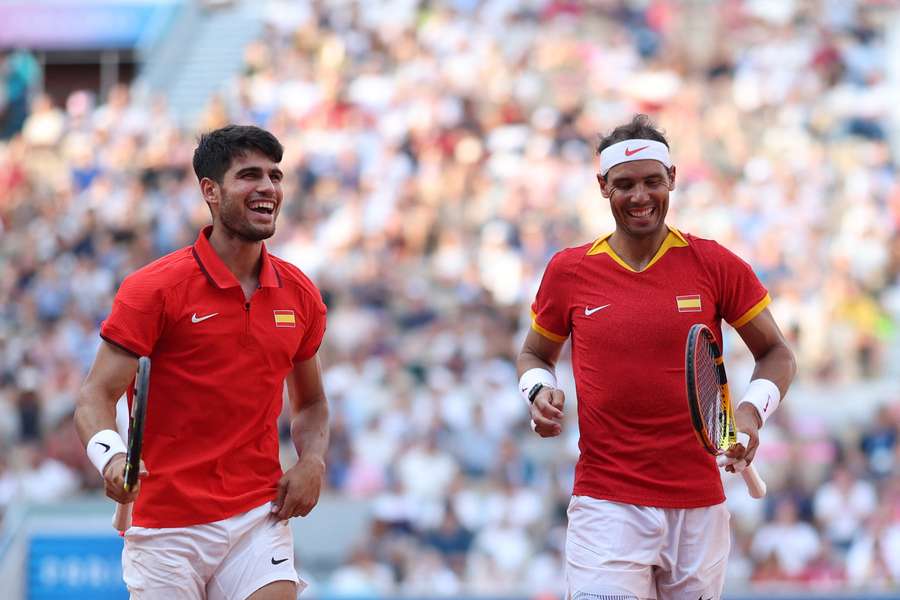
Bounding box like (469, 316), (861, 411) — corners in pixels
(599, 139), (672, 177)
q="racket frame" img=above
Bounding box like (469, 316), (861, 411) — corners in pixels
(113, 356), (150, 531)
(685, 324), (767, 499)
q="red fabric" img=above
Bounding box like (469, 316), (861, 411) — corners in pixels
(101, 227), (326, 527)
(531, 232), (768, 508)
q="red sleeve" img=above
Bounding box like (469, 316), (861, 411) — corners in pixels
(708, 242), (770, 327)
(530, 251), (572, 343)
(294, 291), (327, 362)
(100, 273), (167, 357)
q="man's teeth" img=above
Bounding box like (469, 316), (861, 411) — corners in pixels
(629, 207), (653, 218)
(249, 201), (275, 212)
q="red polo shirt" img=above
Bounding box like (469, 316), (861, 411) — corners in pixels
(531, 228), (769, 508)
(100, 226), (326, 527)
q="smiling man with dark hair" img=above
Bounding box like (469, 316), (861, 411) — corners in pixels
(517, 114), (797, 600)
(76, 124), (329, 600)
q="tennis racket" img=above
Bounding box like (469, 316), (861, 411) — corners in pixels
(112, 356), (151, 531)
(685, 324), (766, 499)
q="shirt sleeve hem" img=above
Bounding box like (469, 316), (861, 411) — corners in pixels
(99, 333), (143, 358)
(730, 293), (771, 329)
(531, 316), (568, 343)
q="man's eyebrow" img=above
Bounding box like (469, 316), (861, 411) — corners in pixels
(233, 166), (283, 178)
(234, 166), (263, 176)
(611, 173), (664, 184)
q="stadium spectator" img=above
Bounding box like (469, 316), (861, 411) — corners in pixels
(751, 497), (822, 578)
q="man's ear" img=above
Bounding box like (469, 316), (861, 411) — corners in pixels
(597, 173), (610, 198)
(667, 166), (677, 191)
(200, 177), (220, 206)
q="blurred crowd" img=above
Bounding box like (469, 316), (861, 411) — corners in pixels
(2, 0), (900, 595)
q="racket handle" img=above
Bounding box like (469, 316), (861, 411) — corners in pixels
(113, 502), (133, 532)
(741, 464), (767, 499)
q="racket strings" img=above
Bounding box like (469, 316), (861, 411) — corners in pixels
(696, 338), (726, 452)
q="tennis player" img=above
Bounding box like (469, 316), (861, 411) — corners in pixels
(517, 115), (797, 599)
(74, 125), (328, 600)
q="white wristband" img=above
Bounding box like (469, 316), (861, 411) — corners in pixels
(87, 429), (127, 476)
(518, 368), (557, 404)
(737, 379), (781, 427)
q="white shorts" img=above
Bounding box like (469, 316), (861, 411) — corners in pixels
(565, 496), (730, 600)
(122, 501), (304, 600)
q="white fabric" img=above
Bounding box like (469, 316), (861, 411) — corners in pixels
(86, 429), (127, 476)
(737, 378), (781, 426)
(518, 367), (557, 404)
(599, 139), (672, 176)
(565, 496), (730, 600)
(122, 501), (303, 600)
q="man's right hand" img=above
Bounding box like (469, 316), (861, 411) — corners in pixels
(102, 454), (147, 503)
(530, 388), (566, 437)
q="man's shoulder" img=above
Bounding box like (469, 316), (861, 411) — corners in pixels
(268, 254), (324, 302)
(679, 231), (716, 248)
(678, 232), (741, 262)
(121, 246), (198, 293)
(552, 242), (595, 265)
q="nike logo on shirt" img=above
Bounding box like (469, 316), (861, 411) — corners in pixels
(584, 304), (611, 316)
(271, 557), (289, 565)
(191, 312), (219, 323)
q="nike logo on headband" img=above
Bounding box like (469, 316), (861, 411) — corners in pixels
(624, 145), (649, 156)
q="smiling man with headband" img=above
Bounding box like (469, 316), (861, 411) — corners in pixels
(516, 114), (796, 600)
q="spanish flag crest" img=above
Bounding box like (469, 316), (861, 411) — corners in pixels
(676, 295), (702, 313)
(273, 310), (296, 328)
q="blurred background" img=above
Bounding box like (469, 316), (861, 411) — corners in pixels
(1, 0), (900, 598)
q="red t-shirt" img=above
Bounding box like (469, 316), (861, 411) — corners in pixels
(531, 228), (769, 508)
(101, 226), (327, 527)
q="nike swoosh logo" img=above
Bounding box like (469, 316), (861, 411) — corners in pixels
(191, 312), (219, 323)
(271, 557), (289, 565)
(95, 441), (111, 452)
(584, 304), (610, 316)
(624, 145), (649, 156)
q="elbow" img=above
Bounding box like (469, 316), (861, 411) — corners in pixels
(786, 344), (799, 383)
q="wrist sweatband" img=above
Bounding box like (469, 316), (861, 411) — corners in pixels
(87, 429), (127, 476)
(737, 379), (781, 427)
(518, 368), (557, 404)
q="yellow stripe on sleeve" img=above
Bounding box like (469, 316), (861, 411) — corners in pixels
(530, 313), (568, 343)
(730, 293), (771, 329)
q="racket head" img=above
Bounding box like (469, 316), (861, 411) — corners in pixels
(123, 356), (150, 491)
(685, 324), (735, 455)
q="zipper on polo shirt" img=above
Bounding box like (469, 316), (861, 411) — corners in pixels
(240, 300), (252, 347)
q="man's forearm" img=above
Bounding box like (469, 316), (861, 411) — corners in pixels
(750, 343), (797, 398)
(516, 349), (556, 377)
(74, 383), (120, 446)
(290, 396), (329, 464)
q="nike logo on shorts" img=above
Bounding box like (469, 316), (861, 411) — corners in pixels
(271, 557), (289, 565)
(191, 312), (219, 323)
(584, 304), (610, 316)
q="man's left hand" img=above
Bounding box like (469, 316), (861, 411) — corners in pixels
(271, 455), (326, 520)
(724, 403), (762, 473)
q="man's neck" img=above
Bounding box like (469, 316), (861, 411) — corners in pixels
(207, 225), (262, 284)
(608, 226), (669, 272)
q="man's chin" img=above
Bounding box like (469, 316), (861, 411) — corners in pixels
(244, 227), (275, 242)
(223, 221), (276, 242)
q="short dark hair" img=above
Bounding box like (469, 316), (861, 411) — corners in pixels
(192, 124), (284, 183)
(596, 114), (669, 155)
